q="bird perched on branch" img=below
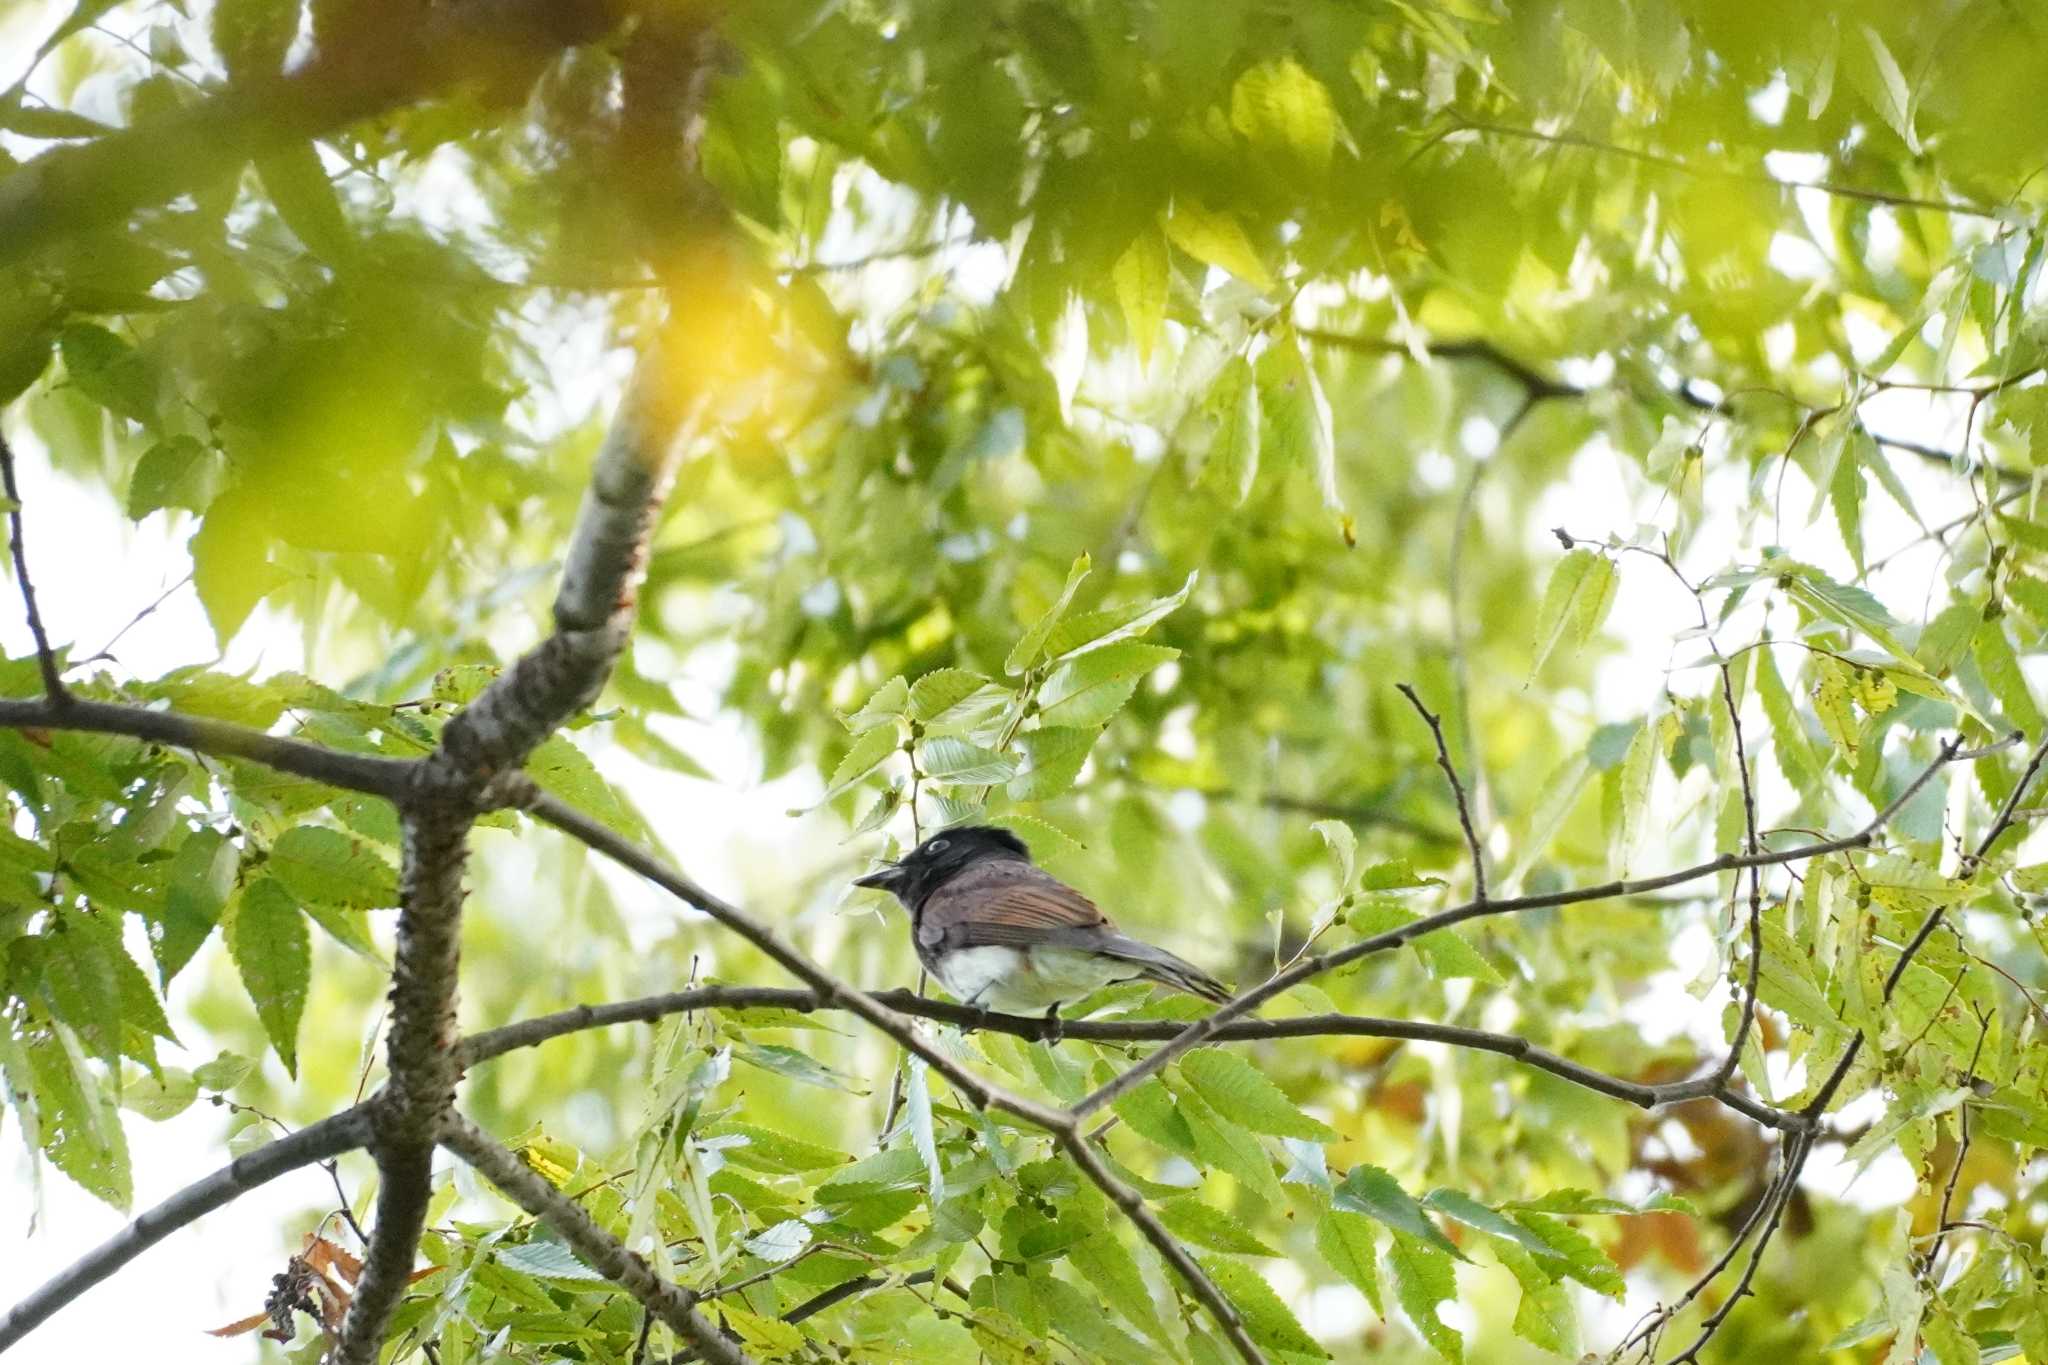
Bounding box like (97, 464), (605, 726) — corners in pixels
(854, 825), (1231, 1028)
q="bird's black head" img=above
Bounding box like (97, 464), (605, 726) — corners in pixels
(852, 824), (1031, 910)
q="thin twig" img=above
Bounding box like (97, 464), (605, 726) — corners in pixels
(1395, 682), (1486, 901)
(0, 431), (70, 702)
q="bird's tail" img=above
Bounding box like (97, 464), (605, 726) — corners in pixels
(1098, 935), (1233, 1005)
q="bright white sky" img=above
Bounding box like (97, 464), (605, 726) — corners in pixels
(3, 4), (2038, 1361)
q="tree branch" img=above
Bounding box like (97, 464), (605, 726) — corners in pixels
(1067, 730), (1990, 1120)
(0, 1105), (372, 1351)
(337, 334), (701, 1362)
(455, 986), (1806, 1131)
(0, 0), (627, 269)
(438, 1112), (750, 1365)
(0, 431), (67, 701)
(0, 696), (414, 795)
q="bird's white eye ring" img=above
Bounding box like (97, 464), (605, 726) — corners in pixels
(926, 838), (951, 854)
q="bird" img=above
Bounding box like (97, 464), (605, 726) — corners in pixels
(853, 825), (1232, 1029)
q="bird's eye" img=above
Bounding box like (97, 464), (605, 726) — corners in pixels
(926, 838), (951, 854)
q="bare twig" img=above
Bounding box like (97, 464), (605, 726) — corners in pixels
(1396, 683), (1486, 902)
(0, 431), (68, 701)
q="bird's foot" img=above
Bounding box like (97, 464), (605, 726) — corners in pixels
(1041, 1005), (1066, 1046)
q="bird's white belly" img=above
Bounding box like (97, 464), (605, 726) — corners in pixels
(932, 945), (1129, 1013)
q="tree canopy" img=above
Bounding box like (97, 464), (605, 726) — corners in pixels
(4, 1), (2048, 1362)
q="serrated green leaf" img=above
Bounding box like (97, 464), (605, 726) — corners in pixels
(919, 736), (1019, 784)
(1315, 1209), (1383, 1315)
(818, 723), (902, 803)
(25, 1027), (130, 1209)
(1510, 1211), (1624, 1298)
(909, 669), (993, 723)
(1421, 1189), (1559, 1259)
(1572, 552), (1619, 647)
(1495, 1243), (1578, 1355)
(120, 1065), (196, 1121)
(1068, 1231), (1166, 1344)
(1347, 898), (1502, 983)
(226, 878), (309, 1076)
(1334, 1166), (1464, 1259)
(733, 1041), (865, 1094)
(268, 826), (397, 909)
(192, 1051), (254, 1092)
(1006, 554), (1092, 675)
(1158, 1198), (1278, 1255)
(845, 675), (910, 731)
(1179, 1050), (1336, 1141)
(1037, 641), (1178, 729)
(815, 1146), (925, 1201)
(1833, 429), (1868, 572)
(1531, 549), (1599, 676)
(1175, 1083), (1283, 1204)
(1199, 1256), (1327, 1357)
(1388, 1230), (1462, 1362)
(1042, 571), (1196, 663)
(709, 1122), (851, 1174)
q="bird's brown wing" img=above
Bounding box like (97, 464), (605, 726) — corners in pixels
(916, 859), (1116, 953)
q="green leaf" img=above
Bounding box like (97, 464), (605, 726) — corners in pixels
(919, 736), (1019, 785)
(709, 1122), (850, 1174)
(24, 1027), (131, 1209)
(845, 675), (910, 731)
(120, 1066), (197, 1121)
(1042, 573), (1197, 664)
(1346, 898), (1502, 983)
(256, 140), (353, 262)
(1260, 331), (1345, 536)
(526, 735), (639, 835)
(1067, 1231), (1166, 1344)
(1200, 353), (1260, 505)
(1510, 1211), (1624, 1298)
(1164, 200), (1274, 291)
(819, 723), (902, 803)
(1006, 554), (1092, 675)
(1421, 1189), (1560, 1260)
(1113, 227), (1169, 364)
(268, 826), (397, 909)
(1974, 620), (2042, 735)
(1530, 549), (1600, 676)
(1175, 1083), (1284, 1204)
(1179, 1050), (1337, 1141)
(1229, 58), (1336, 176)
(1755, 643), (1822, 792)
(60, 321), (156, 426)
(192, 1051), (254, 1092)
(1571, 552), (1618, 647)
(1037, 641), (1179, 729)
(814, 1147), (926, 1201)
(1920, 1299), (1980, 1365)
(127, 436), (214, 519)
(909, 669), (994, 723)
(732, 1042), (865, 1094)
(1312, 819), (1358, 888)
(1198, 1257), (1327, 1357)
(1495, 1243), (1578, 1355)
(1857, 24), (1920, 152)
(1387, 1230), (1462, 1362)
(1315, 1209), (1383, 1315)
(1832, 429), (1868, 572)
(1334, 1165), (1465, 1259)
(226, 878), (310, 1076)
(905, 1057), (943, 1200)
(1158, 1198), (1278, 1255)
(1784, 567), (1915, 665)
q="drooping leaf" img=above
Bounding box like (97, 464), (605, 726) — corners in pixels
(225, 878), (310, 1076)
